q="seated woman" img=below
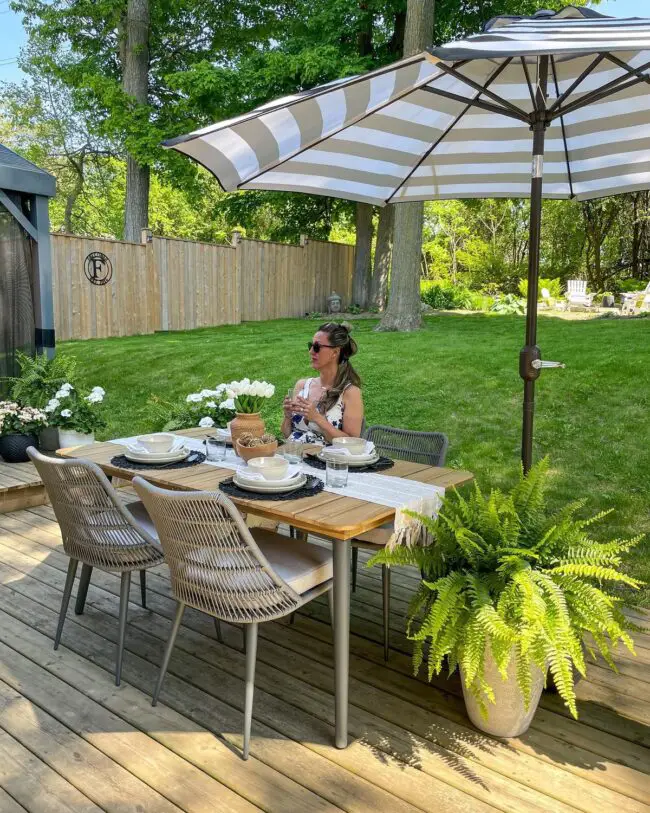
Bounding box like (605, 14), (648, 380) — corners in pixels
(282, 322), (364, 444)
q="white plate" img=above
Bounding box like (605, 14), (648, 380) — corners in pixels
(124, 447), (190, 464)
(319, 451), (379, 467)
(233, 472), (306, 494)
(127, 442), (185, 459)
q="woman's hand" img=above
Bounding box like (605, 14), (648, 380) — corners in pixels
(283, 396), (294, 418)
(294, 396), (320, 423)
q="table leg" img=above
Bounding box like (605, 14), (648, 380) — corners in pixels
(333, 538), (350, 749)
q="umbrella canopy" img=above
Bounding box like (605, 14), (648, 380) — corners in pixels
(166, 7), (650, 206)
(166, 6), (650, 470)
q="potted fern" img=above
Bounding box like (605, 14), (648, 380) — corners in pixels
(7, 352), (77, 451)
(369, 459), (642, 737)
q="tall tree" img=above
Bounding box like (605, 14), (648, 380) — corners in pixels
(370, 205), (393, 309)
(122, 0), (150, 240)
(379, 0), (435, 331)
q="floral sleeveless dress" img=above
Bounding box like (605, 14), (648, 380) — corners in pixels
(290, 378), (346, 443)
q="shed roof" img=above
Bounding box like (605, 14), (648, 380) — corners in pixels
(0, 143), (56, 198)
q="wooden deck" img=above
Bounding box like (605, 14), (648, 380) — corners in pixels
(0, 502), (648, 813)
(0, 460), (47, 514)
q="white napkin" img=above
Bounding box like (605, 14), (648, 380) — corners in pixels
(237, 464), (301, 482)
(386, 494), (442, 551)
(323, 441), (375, 457)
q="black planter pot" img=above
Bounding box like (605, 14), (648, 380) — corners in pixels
(0, 433), (38, 463)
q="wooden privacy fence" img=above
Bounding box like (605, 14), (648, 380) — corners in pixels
(51, 231), (355, 341)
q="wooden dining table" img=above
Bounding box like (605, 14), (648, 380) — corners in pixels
(59, 428), (473, 749)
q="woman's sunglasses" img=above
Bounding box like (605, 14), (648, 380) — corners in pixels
(308, 341), (335, 353)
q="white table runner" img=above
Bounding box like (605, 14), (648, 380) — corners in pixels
(110, 435), (445, 511)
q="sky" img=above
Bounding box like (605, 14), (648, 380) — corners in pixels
(0, 0), (647, 85)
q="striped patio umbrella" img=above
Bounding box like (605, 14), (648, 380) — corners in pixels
(166, 6), (650, 470)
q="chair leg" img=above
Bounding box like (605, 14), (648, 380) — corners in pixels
(351, 546), (358, 592)
(243, 623), (258, 760)
(289, 612), (296, 625)
(382, 565), (391, 662)
(139, 569), (147, 608)
(152, 601), (186, 706)
(115, 571), (131, 686)
(54, 558), (78, 650)
(74, 563), (93, 615)
(213, 617), (224, 643)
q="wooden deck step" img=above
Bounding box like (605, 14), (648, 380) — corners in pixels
(0, 460), (47, 514)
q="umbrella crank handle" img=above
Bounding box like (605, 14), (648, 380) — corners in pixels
(531, 359), (565, 370)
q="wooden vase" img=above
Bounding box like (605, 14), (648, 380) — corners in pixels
(230, 412), (265, 456)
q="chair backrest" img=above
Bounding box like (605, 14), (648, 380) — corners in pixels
(27, 447), (158, 570)
(132, 477), (301, 623)
(363, 425), (449, 467)
(567, 279), (586, 295)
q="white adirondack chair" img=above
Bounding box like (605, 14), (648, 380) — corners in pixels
(621, 280), (650, 314)
(566, 279), (593, 309)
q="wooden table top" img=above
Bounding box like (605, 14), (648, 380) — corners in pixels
(59, 429), (474, 541)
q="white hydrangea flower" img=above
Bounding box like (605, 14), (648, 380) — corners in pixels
(186, 393), (203, 403)
(60, 408), (72, 418)
(55, 388), (70, 399)
(198, 416), (214, 428)
(91, 386), (105, 397)
(44, 398), (60, 413)
(85, 392), (103, 403)
(60, 382), (74, 392)
(219, 398), (235, 411)
(205, 401), (217, 408)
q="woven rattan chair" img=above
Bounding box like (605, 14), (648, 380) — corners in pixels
(132, 477), (333, 761)
(354, 425), (448, 660)
(27, 448), (164, 685)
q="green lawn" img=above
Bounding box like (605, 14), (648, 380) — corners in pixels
(59, 313), (650, 605)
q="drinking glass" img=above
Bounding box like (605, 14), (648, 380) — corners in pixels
(205, 437), (228, 462)
(326, 459), (348, 488)
(281, 440), (303, 464)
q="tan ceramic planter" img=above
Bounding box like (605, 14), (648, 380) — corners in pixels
(461, 646), (546, 737)
(229, 412), (265, 456)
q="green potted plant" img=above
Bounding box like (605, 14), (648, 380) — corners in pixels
(0, 401), (48, 462)
(146, 387), (236, 432)
(48, 383), (106, 447)
(7, 351), (77, 450)
(369, 459), (642, 737)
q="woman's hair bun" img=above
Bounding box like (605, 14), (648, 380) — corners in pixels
(340, 321), (353, 333)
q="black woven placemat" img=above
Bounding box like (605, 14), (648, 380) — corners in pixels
(219, 474), (324, 501)
(110, 451), (206, 471)
(303, 453), (394, 473)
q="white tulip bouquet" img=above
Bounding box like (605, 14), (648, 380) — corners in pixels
(225, 378), (275, 414)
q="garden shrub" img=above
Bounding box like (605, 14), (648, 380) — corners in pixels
(421, 281), (475, 310)
(518, 277), (562, 299)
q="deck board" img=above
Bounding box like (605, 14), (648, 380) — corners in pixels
(0, 461), (47, 514)
(0, 505), (648, 813)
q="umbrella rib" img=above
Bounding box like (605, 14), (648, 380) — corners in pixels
(432, 60), (529, 120)
(235, 60), (462, 191)
(550, 55), (574, 200)
(384, 59), (512, 205)
(551, 73), (649, 121)
(420, 85), (528, 122)
(521, 57), (537, 111)
(546, 54), (605, 115)
(549, 56), (650, 120)
(605, 51), (650, 83)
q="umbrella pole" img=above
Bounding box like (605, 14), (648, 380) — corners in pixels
(520, 55), (549, 474)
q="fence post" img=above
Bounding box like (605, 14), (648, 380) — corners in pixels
(232, 230), (243, 324)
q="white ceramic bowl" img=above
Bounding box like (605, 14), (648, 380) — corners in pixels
(247, 455), (290, 481)
(331, 437), (367, 456)
(138, 433), (176, 454)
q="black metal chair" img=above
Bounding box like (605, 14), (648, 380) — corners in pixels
(353, 425), (448, 660)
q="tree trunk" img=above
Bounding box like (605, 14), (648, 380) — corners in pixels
(122, 0), (150, 242)
(370, 205), (393, 310)
(353, 203), (374, 308)
(378, 0), (435, 332)
(64, 154), (85, 233)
